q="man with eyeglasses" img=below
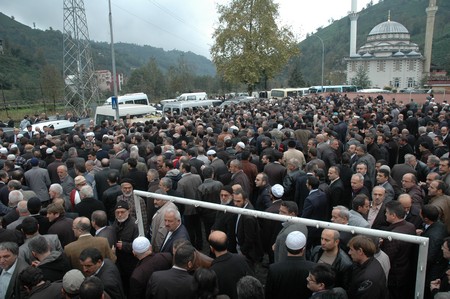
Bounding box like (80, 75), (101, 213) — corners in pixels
(401, 173), (425, 208)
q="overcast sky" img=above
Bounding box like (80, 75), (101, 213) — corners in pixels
(2, 0), (373, 58)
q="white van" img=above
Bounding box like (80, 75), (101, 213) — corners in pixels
(159, 98), (178, 105)
(177, 92), (208, 101)
(94, 104), (156, 125)
(104, 92), (149, 106)
(162, 100), (221, 115)
(25, 120), (77, 135)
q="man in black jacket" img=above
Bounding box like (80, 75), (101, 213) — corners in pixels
(265, 231), (316, 299)
(129, 236), (172, 299)
(74, 185), (106, 221)
(233, 188), (263, 268)
(309, 229), (353, 289)
(348, 235), (388, 299)
(209, 230), (251, 299)
(112, 201), (139, 295)
(146, 242), (196, 299)
(27, 235), (71, 282)
(79, 247), (125, 299)
(101, 170), (122, 223)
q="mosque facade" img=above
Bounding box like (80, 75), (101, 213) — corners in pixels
(345, 17), (424, 90)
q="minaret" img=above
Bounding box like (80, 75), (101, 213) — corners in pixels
(349, 0), (359, 57)
(424, 0), (438, 76)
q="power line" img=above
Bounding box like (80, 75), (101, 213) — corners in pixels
(111, 1), (210, 55)
(147, 0), (208, 39)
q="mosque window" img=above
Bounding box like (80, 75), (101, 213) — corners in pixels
(394, 61), (402, 72)
(363, 61), (370, 71)
(377, 60), (386, 72)
(407, 60), (415, 71)
(394, 77), (400, 87)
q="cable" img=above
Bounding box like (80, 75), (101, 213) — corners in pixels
(111, 1), (210, 55)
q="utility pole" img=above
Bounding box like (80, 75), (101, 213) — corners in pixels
(312, 35), (325, 92)
(108, 0), (119, 122)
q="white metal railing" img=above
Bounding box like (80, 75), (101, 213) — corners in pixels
(133, 190), (429, 299)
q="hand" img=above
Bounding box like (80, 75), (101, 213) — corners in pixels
(116, 241), (123, 250)
(430, 279), (441, 291)
(31, 261), (40, 267)
(416, 229), (423, 236)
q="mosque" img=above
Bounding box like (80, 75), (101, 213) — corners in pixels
(345, 0), (438, 90)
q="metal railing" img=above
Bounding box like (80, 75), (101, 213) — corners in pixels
(133, 190), (429, 299)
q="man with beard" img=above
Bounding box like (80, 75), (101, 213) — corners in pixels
(112, 201), (139, 295)
(233, 188), (263, 269)
(115, 178), (148, 235)
(211, 185), (237, 253)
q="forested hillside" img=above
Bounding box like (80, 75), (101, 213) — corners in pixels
(295, 0), (450, 86)
(0, 0), (448, 99)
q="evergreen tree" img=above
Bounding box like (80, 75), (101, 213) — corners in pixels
(351, 65), (371, 89)
(288, 58), (305, 87)
(125, 58), (166, 100)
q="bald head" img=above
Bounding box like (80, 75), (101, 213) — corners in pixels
(322, 229), (339, 241)
(398, 194), (413, 214)
(321, 229), (340, 252)
(73, 216), (91, 235)
(208, 230), (228, 254)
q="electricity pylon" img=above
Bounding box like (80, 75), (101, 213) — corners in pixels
(63, 0), (99, 117)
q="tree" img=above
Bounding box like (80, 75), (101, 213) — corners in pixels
(40, 64), (64, 112)
(166, 55), (195, 96)
(211, 0), (299, 95)
(125, 58), (167, 101)
(288, 58), (305, 87)
(351, 65), (371, 89)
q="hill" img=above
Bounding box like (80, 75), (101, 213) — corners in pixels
(0, 11), (215, 90)
(295, 0), (450, 86)
(0, 0), (448, 95)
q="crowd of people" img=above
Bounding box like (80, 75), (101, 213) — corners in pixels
(1, 93), (450, 299)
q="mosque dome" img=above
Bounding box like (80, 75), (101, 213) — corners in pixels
(369, 21), (409, 36)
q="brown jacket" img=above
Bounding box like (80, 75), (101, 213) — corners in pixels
(430, 195), (450, 234)
(64, 234), (116, 271)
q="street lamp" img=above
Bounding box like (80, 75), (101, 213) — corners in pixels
(108, 0), (119, 121)
(312, 35), (324, 92)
